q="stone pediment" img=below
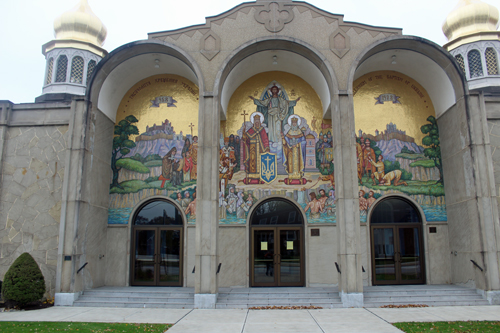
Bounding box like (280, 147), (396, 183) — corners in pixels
(148, 1), (402, 60)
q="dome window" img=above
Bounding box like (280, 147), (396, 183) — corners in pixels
(468, 50), (484, 79)
(45, 58), (54, 85)
(70, 56), (84, 84)
(485, 48), (499, 75)
(86, 60), (96, 85)
(455, 54), (465, 74)
(55, 55), (68, 82)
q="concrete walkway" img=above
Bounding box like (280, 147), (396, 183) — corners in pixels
(0, 305), (499, 332)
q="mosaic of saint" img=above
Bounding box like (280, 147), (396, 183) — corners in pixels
(219, 72), (335, 224)
(108, 74), (199, 224)
(354, 71), (447, 222)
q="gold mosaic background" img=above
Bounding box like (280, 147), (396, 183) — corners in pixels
(353, 71), (435, 146)
(115, 74), (199, 138)
(224, 71), (324, 136)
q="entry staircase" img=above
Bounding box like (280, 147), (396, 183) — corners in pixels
(72, 285), (489, 309)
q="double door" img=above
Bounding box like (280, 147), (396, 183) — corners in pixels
(371, 225), (424, 285)
(131, 227), (183, 286)
(251, 227), (304, 287)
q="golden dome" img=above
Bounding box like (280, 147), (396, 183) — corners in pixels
(442, 0), (499, 42)
(53, 0), (107, 47)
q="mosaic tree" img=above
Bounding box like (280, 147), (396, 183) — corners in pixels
(111, 115), (139, 189)
(421, 115), (443, 184)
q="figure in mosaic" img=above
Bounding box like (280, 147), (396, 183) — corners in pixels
(249, 84), (300, 143)
(379, 170), (408, 186)
(189, 136), (198, 180)
(241, 112), (270, 184)
(369, 155), (385, 185)
(160, 147), (177, 188)
(281, 115), (306, 183)
(305, 192), (323, 219)
(363, 138), (376, 178)
(185, 192), (196, 220)
(226, 186), (238, 214)
(356, 141), (364, 184)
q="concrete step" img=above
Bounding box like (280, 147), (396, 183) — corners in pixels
(73, 300), (194, 309)
(364, 300), (490, 307)
(82, 291), (194, 298)
(364, 290), (478, 297)
(215, 301), (343, 309)
(364, 295), (485, 302)
(78, 296), (193, 303)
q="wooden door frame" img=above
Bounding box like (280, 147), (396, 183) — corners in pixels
(130, 226), (184, 286)
(370, 223), (425, 285)
(250, 226), (305, 287)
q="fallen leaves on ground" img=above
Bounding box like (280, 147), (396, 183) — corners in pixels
(380, 304), (429, 308)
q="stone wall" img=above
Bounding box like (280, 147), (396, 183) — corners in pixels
(0, 125), (68, 298)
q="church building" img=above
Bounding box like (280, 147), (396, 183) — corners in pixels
(1, 0), (500, 308)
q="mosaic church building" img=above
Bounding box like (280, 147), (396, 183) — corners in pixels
(1, 0), (500, 308)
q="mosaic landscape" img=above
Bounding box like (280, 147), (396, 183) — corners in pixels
(354, 71), (447, 222)
(108, 74), (198, 224)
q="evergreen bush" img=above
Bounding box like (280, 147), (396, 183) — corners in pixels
(1, 253), (46, 308)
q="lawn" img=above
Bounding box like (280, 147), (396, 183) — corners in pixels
(0, 322), (171, 332)
(394, 321), (500, 332)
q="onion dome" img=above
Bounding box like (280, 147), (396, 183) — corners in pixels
(53, 0), (107, 47)
(442, 0), (499, 43)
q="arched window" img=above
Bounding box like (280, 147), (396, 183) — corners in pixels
(485, 48), (499, 75)
(86, 60), (97, 85)
(45, 58), (54, 85)
(70, 56), (84, 84)
(468, 50), (483, 78)
(455, 54), (465, 74)
(251, 198), (303, 225)
(55, 55), (68, 82)
(371, 197), (420, 224)
(133, 200), (183, 225)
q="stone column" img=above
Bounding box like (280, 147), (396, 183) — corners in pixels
(54, 97), (89, 306)
(332, 92), (363, 307)
(466, 92), (500, 304)
(0, 101), (13, 176)
(194, 92), (219, 308)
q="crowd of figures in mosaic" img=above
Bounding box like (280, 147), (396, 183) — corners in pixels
(219, 74), (336, 224)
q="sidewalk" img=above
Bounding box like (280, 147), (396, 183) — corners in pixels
(1, 306), (499, 333)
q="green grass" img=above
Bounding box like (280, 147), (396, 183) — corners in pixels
(144, 160), (163, 167)
(110, 179), (197, 194)
(116, 158), (150, 173)
(0, 322), (171, 332)
(395, 153), (425, 160)
(360, 177), (445, 196)
(409, 159), (436, 168)
(394, 321), (500, 332)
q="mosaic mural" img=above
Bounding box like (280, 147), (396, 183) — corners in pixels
(353, 71), (447, 222)
(108, 74), (199, 224)
(219, 72), (335, 224)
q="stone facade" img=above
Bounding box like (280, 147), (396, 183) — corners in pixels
(0, 125), (68, 298)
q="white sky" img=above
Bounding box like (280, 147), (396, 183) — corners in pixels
(0, 0), (498, 104)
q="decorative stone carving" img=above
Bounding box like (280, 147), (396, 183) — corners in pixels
(200, 30), (221, 61)
(254, 1), (294, 33)
(330, 28), (350, 59)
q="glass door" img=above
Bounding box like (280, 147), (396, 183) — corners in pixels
(371, 225), (424, 285)
(132, 227), (183, 286)
(251, 227), (303, 287)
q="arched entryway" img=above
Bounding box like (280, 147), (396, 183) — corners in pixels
(370, 197), (425, 285)
(130, 199), (184, 286)
(250, 198), (305, 287)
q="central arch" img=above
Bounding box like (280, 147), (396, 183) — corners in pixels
(249, 198), (305, 287)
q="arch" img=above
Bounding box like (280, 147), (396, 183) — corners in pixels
(213, 36), (339, 119)
(468, 49), (484, 78)
(86, 59), (97, 86)
(455, 54), (466, 74)
(129, 197), (186, 286)
(368, 195), (426, 285)
(55, 54), (68, 83)
(248, 196), (306, 287)
(348, 35), (467, 118)
(45, 57), (54, 85)
(87, 39), (205, 123)
(485, 47), (499, 75)
(70, 56), (84, 84)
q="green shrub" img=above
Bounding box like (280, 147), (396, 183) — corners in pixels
(2, 253), (46, 308)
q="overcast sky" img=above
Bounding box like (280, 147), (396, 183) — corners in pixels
(1, 0), (498, 104)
